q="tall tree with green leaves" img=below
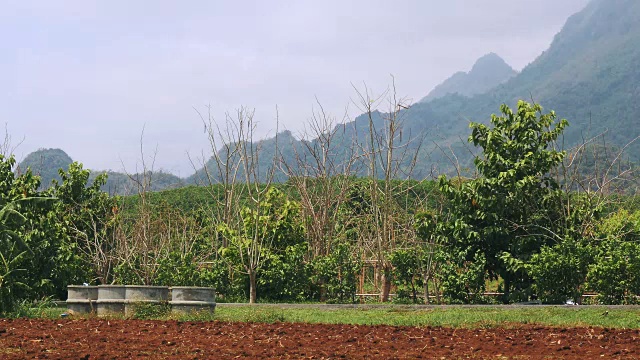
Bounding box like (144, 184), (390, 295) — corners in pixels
(51, 162), (118, 285)
(440, 100), (568, 302)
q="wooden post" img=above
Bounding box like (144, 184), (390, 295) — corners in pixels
(359, 266), (365, 304)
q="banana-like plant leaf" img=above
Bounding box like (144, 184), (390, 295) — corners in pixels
(3, 231), (33, 256)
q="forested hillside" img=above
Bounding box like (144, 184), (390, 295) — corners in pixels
(16, 148), (73, 187)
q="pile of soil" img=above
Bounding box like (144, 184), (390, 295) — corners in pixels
(0, 318), (638, 359)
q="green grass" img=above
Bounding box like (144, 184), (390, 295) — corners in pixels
(14, 304), (640, 329)
(210, 305), (640, 329)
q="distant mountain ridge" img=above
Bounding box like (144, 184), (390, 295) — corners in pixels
(244, 0), (640, 177)
(421, 53), (517, 102)
(17, 148), (184, 194)
(18, 0), (640, 190)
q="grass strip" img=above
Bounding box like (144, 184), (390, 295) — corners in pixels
(20, 304), (640, 329)
(209, 305), (640, 329)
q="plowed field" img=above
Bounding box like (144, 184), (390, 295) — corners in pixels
(1, 319), (639, 359)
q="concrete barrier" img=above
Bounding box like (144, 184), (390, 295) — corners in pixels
(124, 286), (170, 316)
(66, 286), (98, 314)
(67, 285), (216, 316)
(96, 285), (126, 316)
(170, 287), (216, 314)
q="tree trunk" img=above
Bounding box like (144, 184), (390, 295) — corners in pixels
(249, 270), (257, 304)
(319, 281), (327, 302)
(380, 266), (392, 302)
(423, 275), (430, 305)
(411, 279), (417, 303)
(502, 277), (510, 304)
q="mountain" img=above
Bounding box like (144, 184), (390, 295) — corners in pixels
(16, 148), (73, 187)
(18, 0), (640, 188)
(92, 170), (185, 195)
(421, 53), (517, 102)
(401, 0), (640, 171)
(230, 0), (640, 179)
(17, 148), (184, 194)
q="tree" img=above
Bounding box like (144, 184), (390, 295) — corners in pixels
(527, 239), (592, 304)
(200, 107), (278, 304)
(440, 100), (568, 302)
(278, 100), (360, 301)
(586, 209), (640, 304)
(352, 78), (425, 302)
(279, 100), (358, 259)
(219, 187), (302, 303)
(51, 162), (118, 285)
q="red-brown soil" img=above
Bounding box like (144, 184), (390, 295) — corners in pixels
(0, 319), (639, 359)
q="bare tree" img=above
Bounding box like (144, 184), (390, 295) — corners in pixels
(351, 77), (426, 302)
(68, 198), (119, 284)
(192, 106), (244, 252)
(197, 106), (278, 303)
(279, 100), (360, 257)
(106, 128), (211, 285)
(0, 123), (24, 158)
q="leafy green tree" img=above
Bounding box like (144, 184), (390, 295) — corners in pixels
(438, 248), (487, 304)
(440, 101), (568, 302)
(527, 239), (592, 304)
(414, 210), (447, 304)
(586, 209), (640, 304)
(389, 248), (422, 303)
(259, 242), (310, 302)
(587, 240), (640, 304)
(219, 187), (306, 303)
(0, 155), (68, 300)
(50, 163), (117, 285)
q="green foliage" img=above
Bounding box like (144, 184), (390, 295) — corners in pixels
(389, 248), (422, 303)
(259, 243), (311, 302)
(596, 209), (640, 241)
(439, 248), (487, 304)
(155, 252), (217, 288)
(311, 241), (361, 303)
(587, 240), (640, 304)
(112, 260), (145, 285)
(219, 187), (309, 302)
(7, 297), (56, 319)
(0, 240), (31, 314)
(0, 154), (62, 311)
(49, 162), (117, 288)
(584, 209), (640, 304)
(527, 239), (593, 304)
(439, 101), (568, 302)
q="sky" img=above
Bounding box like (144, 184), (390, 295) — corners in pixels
(1, 0), (591, 176)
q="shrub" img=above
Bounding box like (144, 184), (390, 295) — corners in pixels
(439, 249), (486, 304)
(528, 239), (592, 304)
(587, 240), (640, 304)
(311, 241), (361, 303)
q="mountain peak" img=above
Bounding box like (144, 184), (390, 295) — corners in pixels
(471, 53), (512, 73)
(16, 148), (74, 187)
(421, 53), (516, 102)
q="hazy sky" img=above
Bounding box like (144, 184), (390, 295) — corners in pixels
(2, 0), (590, 176)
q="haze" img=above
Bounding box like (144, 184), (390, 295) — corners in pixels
(1, 0), (590, 176)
